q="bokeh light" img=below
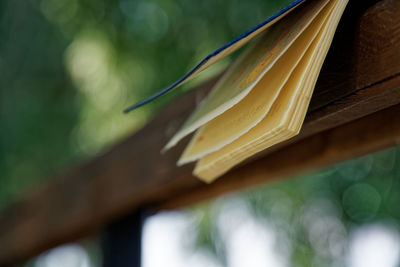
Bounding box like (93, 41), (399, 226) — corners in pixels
(34, 244), (91, 267)
(1, 0), (399, 266)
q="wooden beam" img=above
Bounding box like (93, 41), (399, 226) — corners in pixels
(0, 0), (399, 265)
(161, 101), (400, 209)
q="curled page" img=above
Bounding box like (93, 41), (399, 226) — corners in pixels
(164, 0), (328, 151)
(178, 0), (332, 165)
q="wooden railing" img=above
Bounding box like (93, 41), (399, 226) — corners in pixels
(0, 0), (399, 265)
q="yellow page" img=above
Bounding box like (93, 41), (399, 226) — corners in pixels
(178, 1), (334, 165)
(179, 1), (304, 85)
(195, 0), (348, 182)
(164, 0), (330, 151)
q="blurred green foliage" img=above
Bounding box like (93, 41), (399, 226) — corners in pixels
(0, 0), (292, 207)
(190, 147), (400, 266)
(1, 0), (399, 266)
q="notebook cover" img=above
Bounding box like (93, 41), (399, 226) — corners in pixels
(124, 0), (306, 113)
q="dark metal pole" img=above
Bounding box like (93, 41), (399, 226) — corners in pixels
(102, 209), (146, 267)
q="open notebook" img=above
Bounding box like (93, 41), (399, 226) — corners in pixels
(126, 0), (349, 182)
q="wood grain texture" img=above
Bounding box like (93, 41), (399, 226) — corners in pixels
(0, 0), (399, 265)
(309, 0), (400, 111)
(161, 103), (400, 209)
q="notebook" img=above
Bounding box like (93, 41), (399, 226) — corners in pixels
(125, 0), (349, 183)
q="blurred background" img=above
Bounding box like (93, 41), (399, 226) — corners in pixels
(1, 0), (399, 266)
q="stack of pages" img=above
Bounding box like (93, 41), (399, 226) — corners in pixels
(126, 0), (349, 183)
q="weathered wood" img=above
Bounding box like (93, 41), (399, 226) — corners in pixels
(0, 0), (399, 265)
(309, 0), (400, 111)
